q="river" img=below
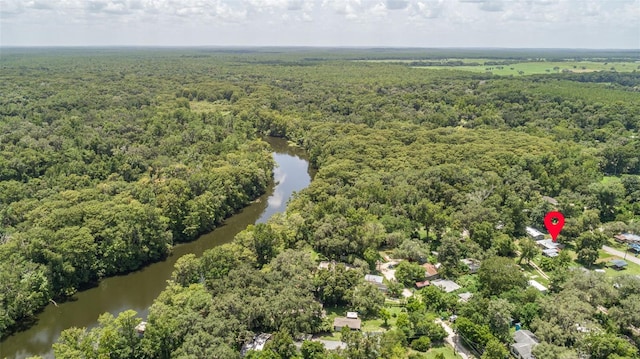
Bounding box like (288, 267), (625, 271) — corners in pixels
(0, 137), (313, 359)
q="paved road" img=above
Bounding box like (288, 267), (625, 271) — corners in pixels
(602, 245), (640, 266)
(435, 319), (475, 359)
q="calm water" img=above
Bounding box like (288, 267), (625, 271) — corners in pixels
(1, 137), (312, 359)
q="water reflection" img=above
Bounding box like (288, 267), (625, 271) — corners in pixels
(1, 138), (312, 359)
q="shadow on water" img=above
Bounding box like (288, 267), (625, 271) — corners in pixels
(1, 137), (313, 359)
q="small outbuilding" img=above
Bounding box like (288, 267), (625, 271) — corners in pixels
(458, 292), (473, 303)
(135, 321), (147, 336)
(528, 279), (548, 293)
(608, 259), (628, 271)
(415, 280), (430, 289)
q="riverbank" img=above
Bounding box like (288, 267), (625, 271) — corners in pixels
(0, 138), (313, 359)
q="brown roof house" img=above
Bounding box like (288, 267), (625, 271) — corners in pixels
(333, 313), (361, 331)
(422, 263), (439, 280)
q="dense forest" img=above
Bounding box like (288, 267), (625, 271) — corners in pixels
(1, 49), (640, 358)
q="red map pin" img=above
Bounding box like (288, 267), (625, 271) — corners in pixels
(544, 211), (565, 242)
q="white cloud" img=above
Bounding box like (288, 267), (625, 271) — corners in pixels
(386, 0), (409, 10)
(0, 0), (637, 47)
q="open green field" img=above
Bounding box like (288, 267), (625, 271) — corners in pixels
(421, 346), (463, 359)
(595, 249), (640, 277)
(413, 61), (640, 76)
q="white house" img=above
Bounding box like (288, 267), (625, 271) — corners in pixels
(526, 227), (545, 240)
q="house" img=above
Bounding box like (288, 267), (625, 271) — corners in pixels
(511, 330), (539, 359)
(431, 279), (461, 293)
(630, 243), (640, 253)
(614, 233), (640, 244)
(461, 258), (480, 273)
(458, 292), (473, 303)
(528, 280), (548, 293)
(333, 317), (362, 331)
(608, 259), (628, 270)
(364, 274), (388, 292)
(415, 280), (430, 289)
(241, 333), (272, 356)
(526, 227), (545, 240)
(422, 263), (439, 280)
(536, 239), (562, 251)
(318, 261), (354, 271)
(542, 248), (559, 258)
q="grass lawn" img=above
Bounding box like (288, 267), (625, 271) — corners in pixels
(323, 304), (405, 336)
(595, 250), (640, 277)
(520, 262), (550, 286)
(516, 255), (550, 287)
(422, 345), (463, 359)
(413, 61), (640, 76)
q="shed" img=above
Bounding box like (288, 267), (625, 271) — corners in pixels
(333, 317), (361, 331)
(542, 248), (559, 258)
(528, 279), (548, 293)
(415, 280), (430, 289)
(609, 259), (628, 270)
(458, 292), (473, 303)
(542, 196), (559, 206)
(135, 321), (147, 335)
(346, 312), (358, 319)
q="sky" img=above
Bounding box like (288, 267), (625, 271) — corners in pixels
(1, 0), (639, 48)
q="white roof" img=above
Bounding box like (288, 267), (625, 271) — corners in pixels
(365, 274), (384, 284)
(536, 239), (560, 250)
(621, 233), (640, 242)
(526, 227), (544, 237)
(432, 279), (461, 293)
(346, 312), (358, 319)
(528, 280), (548, 292)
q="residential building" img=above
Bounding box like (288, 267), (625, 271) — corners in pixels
(422, 263), (439, 280)
(333, 317), (362, 331)
(510, 330), (539, 359)
(431, 279), (461, 293)
(364, 274), (388, 292)
(526, 227), (545, 240)
(461, 258), (480, 273)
